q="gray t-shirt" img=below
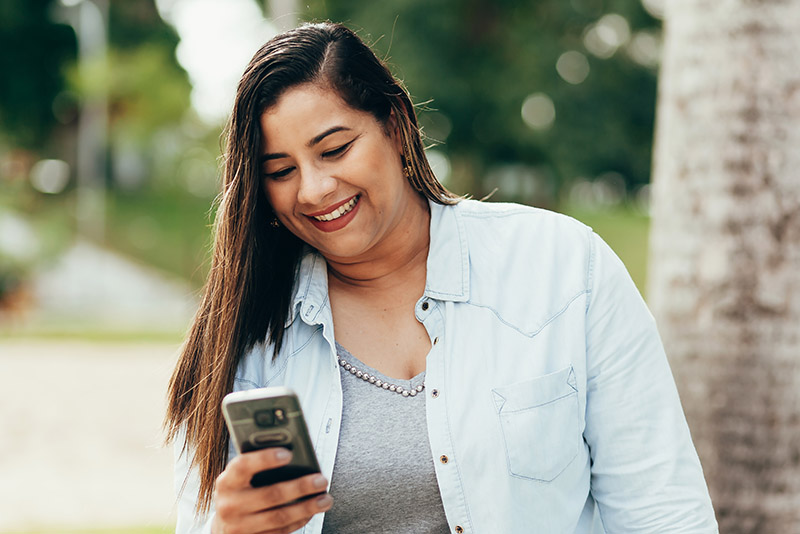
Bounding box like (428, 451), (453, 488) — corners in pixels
(321, 344), (450, 533)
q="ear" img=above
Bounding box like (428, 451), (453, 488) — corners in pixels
(386, 109), (404, 155)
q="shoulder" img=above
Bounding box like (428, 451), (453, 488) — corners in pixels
(453, 199), (591, 240)
(449, 199), (594, 273)
(442, 200), (597, 333)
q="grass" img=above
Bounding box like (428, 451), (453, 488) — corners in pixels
(105, 190), (215, 289)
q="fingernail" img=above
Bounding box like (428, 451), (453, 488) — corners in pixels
(316, 494), (333, 509)
(275, 449), (291, 462)
(312, 475), (328, 489)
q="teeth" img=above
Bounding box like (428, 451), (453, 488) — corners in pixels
(313, 196), (358, 222)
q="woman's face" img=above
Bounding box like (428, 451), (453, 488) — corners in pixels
(260, 83), (422, 262)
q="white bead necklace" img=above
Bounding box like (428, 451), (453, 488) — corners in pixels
(337, 357), (425, 397)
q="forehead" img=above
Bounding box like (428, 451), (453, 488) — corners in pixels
(259, 83), (375, 148)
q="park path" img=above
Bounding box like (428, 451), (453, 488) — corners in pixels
(0, 339), (181, 532)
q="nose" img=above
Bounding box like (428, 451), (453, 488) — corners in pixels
(296, 165), (337, 207)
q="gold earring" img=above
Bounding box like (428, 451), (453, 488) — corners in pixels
(402, 151), (413, 178)
(270, 217), (280, 228)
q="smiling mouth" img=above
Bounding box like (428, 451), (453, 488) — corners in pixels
(311, 195), (360, 222)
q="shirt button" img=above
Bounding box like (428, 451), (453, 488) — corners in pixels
(431, 389), (439, 398)
(421, 301), (429, 311)
(455, 526), (464, 533)
(440, 455), (449, 464)
(433, 336), (439, 345)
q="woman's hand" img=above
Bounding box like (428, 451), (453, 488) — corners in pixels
(212, 448), (332, 534)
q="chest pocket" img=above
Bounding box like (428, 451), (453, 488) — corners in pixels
(491, 365), (580, 482)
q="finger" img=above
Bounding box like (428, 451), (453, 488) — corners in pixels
(242, 473), (329, 511)
(244, 494), (333, 533)
(218, 448), (293, 490)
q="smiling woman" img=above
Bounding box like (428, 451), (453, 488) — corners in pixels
(165, 22), (718, 534)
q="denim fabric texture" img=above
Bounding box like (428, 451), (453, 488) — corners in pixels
(175, 199), (718, 534)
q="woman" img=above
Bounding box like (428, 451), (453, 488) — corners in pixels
(165, 22), (718, 534)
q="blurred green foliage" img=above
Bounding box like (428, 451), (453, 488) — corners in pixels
(0, 0), (201, 301)
(65, 44), (191, 139)
(0, 0), (189, 149)
(0, 0), (77, 150)
(302, 0), (660, 201)
(0, 0), (657, 303)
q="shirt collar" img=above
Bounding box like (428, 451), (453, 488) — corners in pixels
(287, 199), (470, 326)
(288, 248), (329, 327)
(425, 200), (470, 302)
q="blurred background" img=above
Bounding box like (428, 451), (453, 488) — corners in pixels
(5, 0), (796, 533)
(0, 0), (660, 530)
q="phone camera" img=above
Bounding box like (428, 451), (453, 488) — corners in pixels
(254, 410), (274, 427)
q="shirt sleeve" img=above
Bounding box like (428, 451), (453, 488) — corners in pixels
(173, 428), (215, 534)
(582, 232), (718, 533)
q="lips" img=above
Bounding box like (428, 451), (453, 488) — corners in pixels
(309, 195), (359, 221)
(305, 195), (361, 233)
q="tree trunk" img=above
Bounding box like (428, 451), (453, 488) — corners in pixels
(648, 1), (800, 532)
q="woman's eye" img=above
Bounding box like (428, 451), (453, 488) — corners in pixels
(266, 167), (294, 180)
(322, 141), (353, 158)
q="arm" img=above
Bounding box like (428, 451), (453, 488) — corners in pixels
(583, 233), (718, 533)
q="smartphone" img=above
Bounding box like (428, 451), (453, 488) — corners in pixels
(222, 386), (321, 487)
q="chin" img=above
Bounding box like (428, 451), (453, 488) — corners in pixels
(316, 238), (372, 261)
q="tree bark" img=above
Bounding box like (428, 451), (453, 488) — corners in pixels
(648, 1), (800, 532)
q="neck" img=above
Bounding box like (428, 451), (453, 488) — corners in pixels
(326, 195), (430, 293)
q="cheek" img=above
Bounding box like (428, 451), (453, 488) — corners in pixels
(263, 181), (288, 213)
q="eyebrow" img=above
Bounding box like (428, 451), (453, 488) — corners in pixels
(260, 126), (352, 162)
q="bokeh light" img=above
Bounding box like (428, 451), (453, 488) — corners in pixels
(0, 213), (39, 261)
(640, 0), (665, 20)
(583, 14), (631, 59)
(426, 149), (452, 186)
(521, 93), (556, 130)
(627, 31), (661, 68)
(557, 51), (591, 85)
(29, 159), (70, 194)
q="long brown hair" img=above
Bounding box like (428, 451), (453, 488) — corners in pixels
(164, 22), (457, 514)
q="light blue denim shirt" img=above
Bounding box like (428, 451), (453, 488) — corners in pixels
(175, 199), (718, 534)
